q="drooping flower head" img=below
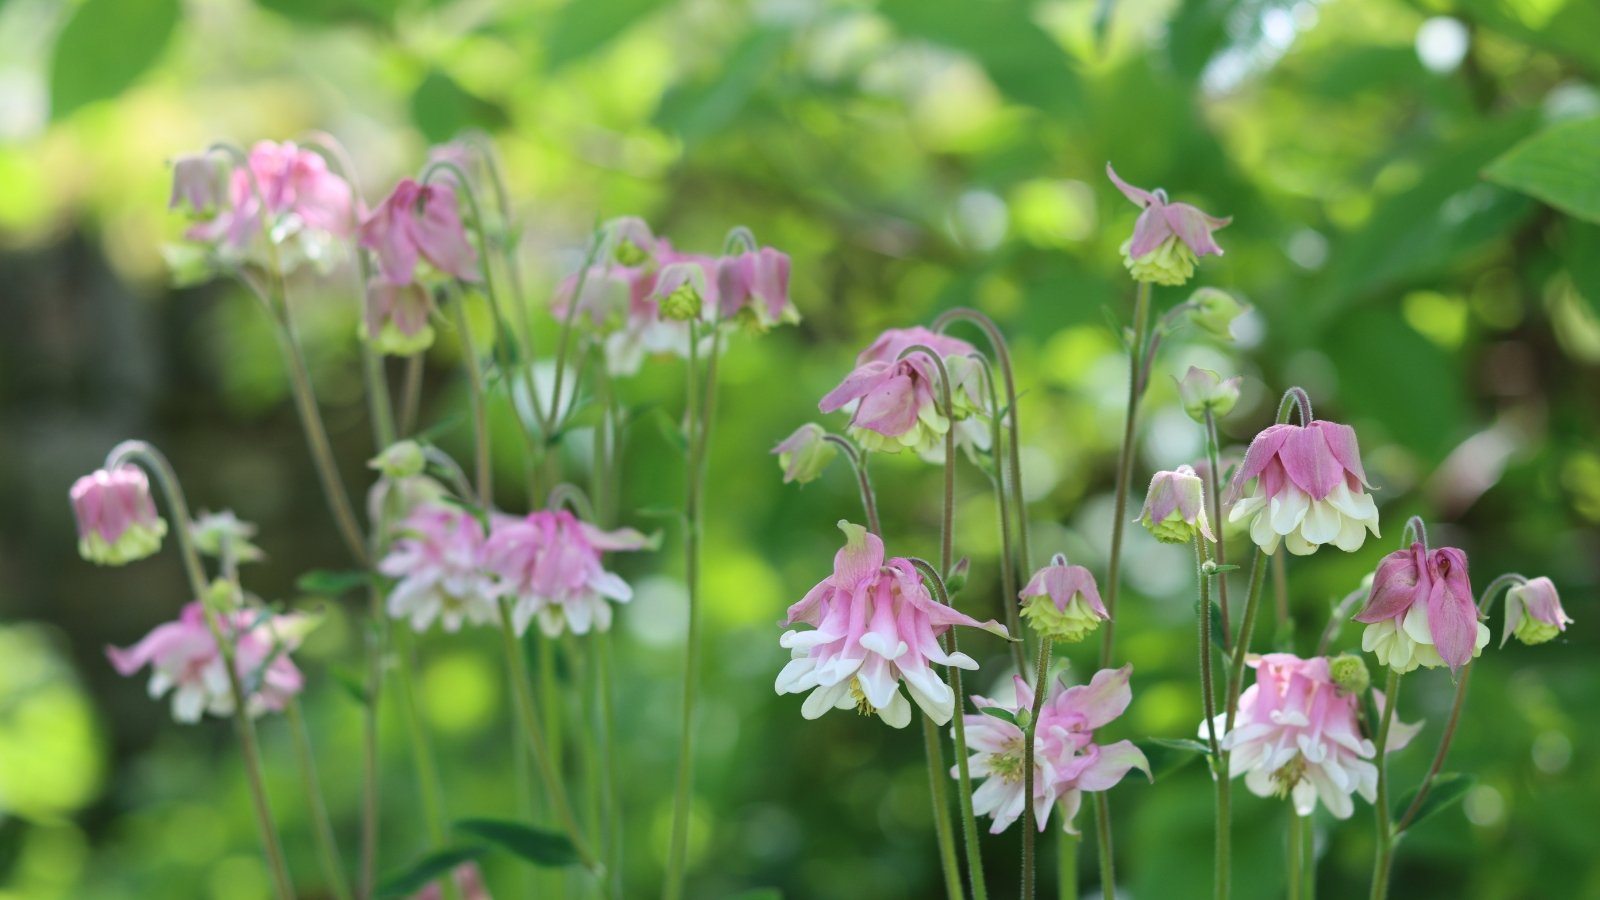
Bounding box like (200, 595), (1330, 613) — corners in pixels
(168, 154), (224, 217)
(818, 327), (990, 460)
(716, 245), (797, 330)
(772, 423), (838, 485)
(1106, 163), (1231, 286)
(106, 601), (309, 723)
(553, 238), (715, 376)
(482, 509), (655, 636)
(1353, 543), (1488, 673)
(360, 178), (479, 285)
(1018, 554), (1108, 644)
(1140, 465), (1216, 544)
(190, 509), (264, 564)
(776, 522), (1009, 728)
(1227, 419), (1379, 555)
(181, 141), (356, 274)
(363, 281), (436, 356)
(1212, 653), (1419, 818)
(70, 466), (168, 566)
(1501, 577), (1572, 647)
(1176, 366), (1241, 423)
(378, 503), (498, 633)
(959, 666), (1149, 834)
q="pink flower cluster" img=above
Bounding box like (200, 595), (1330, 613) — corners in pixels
(106, 602), (307, 723)
(378, 503), (652, 637)
(818, 326), (990, 460)
(776, 522), (1009, 728)
(1212, 653), (1419, 818)
(181, 141), (356, 273)
(959, 666), (1149, 833)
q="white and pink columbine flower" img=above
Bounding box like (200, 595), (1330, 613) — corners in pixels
(776, 522), (1009, 728)
(106, 602), (308, 723)
(1211, 653), (1420, 818)
(1140, 465), (1216, 545)
(1017, 555), (1108, 644)
(960, 666), (1150, 834)
(1106, 163), (1231, 286)
(715, 244), (796, 330)
(1353, 543), (1489, 674)
(378, 503), (498, 633)
(1502, 576), (1572, 647)
(182, 140), (356, 273)
(1227, 419), (1380, 556)
(482, 510), (654, 636)
(70, 465), (168, 566)
(360, 178), (479, 286)
(818, 326), (990, 460)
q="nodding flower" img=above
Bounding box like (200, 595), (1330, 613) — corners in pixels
(1140, 465), (1216, 545)
(818, 327), (990, 462)
(70, 465), (168, 566)
(359, 178), (479, 285)
(1227, 418), (1379, 556)
(1353, 543), (1489, 673)
(1501, 577), (1573, 647)
(482, 510), (655, 637)
(1106, 163), (1231, 286)
(1018, 554), (1109, 644)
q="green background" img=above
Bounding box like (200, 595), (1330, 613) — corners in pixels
(0, 0), (1596, 897)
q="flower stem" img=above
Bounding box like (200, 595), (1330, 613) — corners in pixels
(1368, 669), (1402, 900)
(287, 698), (353, 900)
(1022, 637), (1055, 900)
(922, 713), (965, 900)
(1393, 665), (1470, 833)
(1224, 549), (1271, 730)
(107, 442), (294, 900)
(449, 290), (493, 503)
(400, 354), (425, 438)
(596, 629), (624, 900)
(1195, 537), (1228, 900)
(971, 353), (1027, 674)
(1202, 410), (1232, 648)
(1288, 811), (1305, 900)
(1092, 793), (1115, 900)
(1100, 278), (1151, 669)
(822, 434), (882, 536)
(1058, 833), (1078, 900)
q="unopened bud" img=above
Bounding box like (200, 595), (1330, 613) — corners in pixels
(1329, 654), (1370, 695)
(1187, 287), (1248, 341)
(654, 263), (705, 322)
(1176, 366), (1242, 423)
(945, 558), (971, 595)
(370, 440), (427, 479)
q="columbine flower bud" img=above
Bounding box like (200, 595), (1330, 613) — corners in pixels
(1186, 287), (1247, 341)
(1018, 554), (1108, 643)
(1329, 653), (1370, 695)
(1106, 163), (1231, 287)
(1140, 465), (1216, 544)
(607, 216), (656, 267)
(203, 578), (244, 614)
(1502, 577), (1572, 647)
(169, 154), (223, 217)
(370, 440), (428, 480)
(945, 557), (971, 595)
(653, 262), (706, 322)
(771, 424), (837, 485)
(191, 510), (264, 564)
(71, 466), (168, 566)
(1177, 367), (1242, 422)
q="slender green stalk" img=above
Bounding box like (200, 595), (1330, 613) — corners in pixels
(1092, 794), (1115, 900)
(287, 699), (353, 900)
(971, 354), (1027, 674)
(922, 714), (965, 900)
(1196, 537), (1228, 900)
(1201, 410), (1232, 645)
(1288, 811), (1305, 900)
(1022, 637), (1054, 900)
(1224, 551), (1271, 730)
(1058, 833), (1078, 900)
(108, 442), (294, 900)
(1099, 279), (1151, 668)
(1368, 670), (1402, 900)
(596, 629), (623, 900)
(497, 604), (598, 870)
(400, 354), (425, 438)
(822, 435), (882, 536)
(360, 583), (385, 900)
(393, 630), (447, 841)
(449, 293), (493, 503)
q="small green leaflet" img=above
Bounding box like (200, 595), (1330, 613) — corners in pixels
(376, 846), (487, 898)
(1391, 773), (1475, 834)
(453, 818), (580, 868)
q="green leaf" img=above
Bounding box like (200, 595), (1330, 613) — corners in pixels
(979, 706), (1018, 726)
(1135, 737), (1210, 780)
(296, 569), (370, 597)
(410, 69), (508, 145)
(256, 0), (399, 27)
(376, 846), (487, 898)
(1485, 117), (1600, 224)
(654, 29), (787, 142)
(1392, 773), (1474, 833)
(542, 0), (669, 71)
(49, 0), (180, 119)
(331, 668), (370, 707)
(728, 891), (783, 900)
(880, 0), (1080, 114)
(1565, 221), (1600, 315)
(453, 818), (579, 868)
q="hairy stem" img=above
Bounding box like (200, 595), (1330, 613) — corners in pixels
(1368, 669), (1402, 900)
(923, 714), (964, 900)
(1022, 637), (1054, 900)
(1196, 537), (1228, 900)
(287, 699), (353, 900)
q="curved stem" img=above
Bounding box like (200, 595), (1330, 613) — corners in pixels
(107, 442), (294, 900)
(1202, 410), (1232, 649)
(400, 354), (425, 438)
(1368, 669), (1402, 900)
(1315, 586), (1369, 657)
(1195, 537), (1228, 900)
(460, 131), (537, 371)
(1401, 516), (1429, 550)
(1100, 279), (1151, 669)
(1277, 387), (1313, 426)
(893, 344), (957, 571)
(548, 236), (609, 428)
(923, 713), (965, 900)
(546, 482), (598, 520)
(822, 434), (882, 536)
(1022, 636), (1054, 900)
(287, 698), (353, 900)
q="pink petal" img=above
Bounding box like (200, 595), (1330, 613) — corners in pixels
(1055, 664), (1133, 731)
(818, 362), (891, 414)
(1162, 203), (1229, 257)
(1230, 425), (1294, 499)
(1425, 547), (1478, 672)
(1280, 425), (1343, 500)
(1105, 163), (1157, 208)
(1072, 739), (1152, 790)
(1312, 421), (1372, 488)
(1126, 205), (1175, 258)
(1353, 544), (1429, 624)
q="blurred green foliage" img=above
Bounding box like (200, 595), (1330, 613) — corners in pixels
(1, 0), (1598, 898)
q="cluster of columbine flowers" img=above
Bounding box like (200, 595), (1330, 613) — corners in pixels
(82, 135), (801, 900)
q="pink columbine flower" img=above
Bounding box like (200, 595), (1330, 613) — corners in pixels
(1018, 554), (1108, 644)
(1227, 419), (1379, 555)
(106, 602), (308, 723)
(818, 326), (990, 460)
(71, 466), (168, 566)
(169, 154), (223, 216)
(1211, 653), (1420, 818)
(716, 245), (797, 329)
(959, 666), (1149, 834)
(1502, 577), (1572, 647)
(363, 281), (436, 356)
(406, 862), (492, 900)
(553, 238), (715, 375)
(360, 178), (479, 286)
(1353, 543), (1488, 673)
(1106, 163), (1231, 286)
(183, 141), (356, 273)
(1140, 465), (1216, 545)
(378, 504), (498, 633)
(482, 510), (655, 636)
(776, 522), (1009, 728)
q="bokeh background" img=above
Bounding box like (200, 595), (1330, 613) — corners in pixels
(2, 0), (1597, 897)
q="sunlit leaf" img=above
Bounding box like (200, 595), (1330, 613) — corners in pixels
(49, 0), (180, 119)
(880, 0), (1079, 114)
(411, 70), (508, 145)
(1484, 117), (1600, 224)
(542, 0), (669, 71)
(980, 706), (1018, 726)
(454, 818), (580, 867)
